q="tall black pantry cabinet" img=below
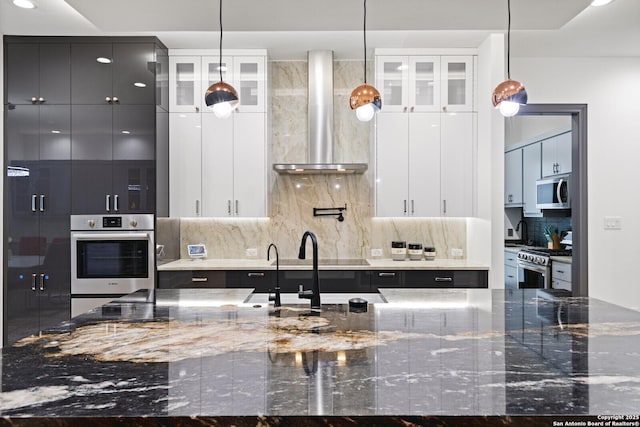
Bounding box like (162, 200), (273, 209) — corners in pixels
(3, 36), (168, 345)
(4, 40), (72, 344)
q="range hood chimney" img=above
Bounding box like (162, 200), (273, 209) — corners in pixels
(273, 50), (367, 175)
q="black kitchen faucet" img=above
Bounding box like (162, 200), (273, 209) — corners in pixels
(297, 231), (321, 309)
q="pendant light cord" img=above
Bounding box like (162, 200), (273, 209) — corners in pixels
(507, 0), (511, 79)
(363, 0), (367, 84)
(219, 0), (223, 82)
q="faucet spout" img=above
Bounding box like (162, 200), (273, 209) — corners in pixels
(267, 243), (281, 308)
(297, 231), (321, 309)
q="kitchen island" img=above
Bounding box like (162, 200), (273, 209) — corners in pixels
(1, 288), (639, 424)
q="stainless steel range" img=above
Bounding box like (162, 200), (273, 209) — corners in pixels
(516, 247), (571, 289)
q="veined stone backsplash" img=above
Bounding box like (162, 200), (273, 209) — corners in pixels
(158, 59), (468, 260)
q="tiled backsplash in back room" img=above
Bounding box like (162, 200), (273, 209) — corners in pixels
(525, 215), (572, 247)
(157, 60), (468, 260)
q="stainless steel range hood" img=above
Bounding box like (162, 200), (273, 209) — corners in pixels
(273, 50), (367, 175)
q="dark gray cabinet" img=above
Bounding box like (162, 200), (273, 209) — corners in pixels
(371, 269), (488, 290)
(4, 102), (71, 344)
(6, 42), (70, 105)
(68, 38), (166, 214)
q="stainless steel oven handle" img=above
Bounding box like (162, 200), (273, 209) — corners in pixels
(114, 195), (119, 212)
(32, 194), (37, 212)
(106, 195), (111, 211)
(72, 232), (151, 240)
(39, 273), (45, 291)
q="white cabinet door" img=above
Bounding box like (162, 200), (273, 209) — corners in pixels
(169, 113), (202, 216)
(201, 113), (234, 216)
(408, 112), (441, 216)
(505, 148), (523, 205)
(376, 56), (409, 113)
(522, 143), (542, 217)
(542, 131), (572, 177)
(233, 113), (266, 217)
(408, 57), (441, 112)
(376, 113), (409, 216)
(440, 56), (474, 112)
(440, 113), (474, 216)
(234, 56), (266, 113)
(169, 56), (201, 113)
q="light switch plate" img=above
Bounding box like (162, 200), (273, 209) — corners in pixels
(246, 248), (258, 257)
(604, 216), (622, 230)
(451, 248), (464, 258)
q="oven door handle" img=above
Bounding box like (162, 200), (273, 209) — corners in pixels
(71, 232), (151, 240)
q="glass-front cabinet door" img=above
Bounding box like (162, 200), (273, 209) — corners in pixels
(376, 56), (409, 112)
(234, 56), (265, 112)
(200, 56), (233, 114)
(169, 56), (201, 113)
(441, 56), (473, 112)
(409, 56), (440, 112)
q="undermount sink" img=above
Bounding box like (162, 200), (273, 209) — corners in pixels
(245, 293), (387, 305)
(271, 259), (370, 266)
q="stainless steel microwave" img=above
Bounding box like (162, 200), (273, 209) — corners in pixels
(536, 174), (570, 209)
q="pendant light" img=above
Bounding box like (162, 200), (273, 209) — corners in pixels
(349, 0), (381, 122)
(204, 0), (239, 118)
(491, 0), (528, 117)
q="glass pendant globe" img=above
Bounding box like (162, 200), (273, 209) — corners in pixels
(356, 104), (375, 122)
(212, 101), (234, 119)
(499, 101), (520, 117)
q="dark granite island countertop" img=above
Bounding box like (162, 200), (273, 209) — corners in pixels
(1, 289), (640, 423)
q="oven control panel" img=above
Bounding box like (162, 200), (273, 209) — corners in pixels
(103, 216), (123, 228)
(70, 214), (154, 231)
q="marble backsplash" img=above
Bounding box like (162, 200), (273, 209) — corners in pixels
(158, 59), (468, 260)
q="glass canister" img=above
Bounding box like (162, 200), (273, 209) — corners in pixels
(391, 241), (407, 261)
(424, 246), (436, 260)
(408, 243), (423, 260)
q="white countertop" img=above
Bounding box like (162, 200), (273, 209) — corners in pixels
(157, 258), (490, 271)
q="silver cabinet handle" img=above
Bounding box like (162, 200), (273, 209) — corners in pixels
(114, 194), (119, 212)
(378, 272), (396, 277)
(196, 200), (200, 216)
(435, 277), (453, 282)
(112, 96), (119, 103)
(556, 270), (565, 274)
(31, 273), (37, 291)
(105, 97), (112, 103)
(403, 106), (408, 113)
(247, 272), (265, 278)
(32, 194), (37, 212)
(235, 200), (239, 215)
(106, 194), (111, 211)
(410, 106), (415, 112)
(195, 106), (200, 112)
(227, 200), (232, 216)
(31, 97), (38, 103)
(39, 273), (45, 291)
(443, 199), (447, 215)
(403, 200), (407, 214)
(507, 275), (515, 279)
(38, 97), (45, 103)
(192, 277), (208, 282)
(411, 199), (415, 215)
(39, 194), (45, 212)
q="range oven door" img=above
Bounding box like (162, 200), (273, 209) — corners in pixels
(70, 231), (154, 295)
(517, 259), (550, 289)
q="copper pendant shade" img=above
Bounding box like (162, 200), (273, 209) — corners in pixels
(491, 79), (528, 108)
(350, 84), (382, 111)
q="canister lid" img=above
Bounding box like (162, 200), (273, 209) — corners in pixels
(391, 241), (406, 248)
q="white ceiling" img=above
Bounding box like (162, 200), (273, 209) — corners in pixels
(1, 0), (638, 59)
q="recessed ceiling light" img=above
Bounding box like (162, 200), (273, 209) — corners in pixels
(96, 57), (112, 64)
(591, 0), (613, 6)
(13, 0), (36, 9)
(133, 82), (146, 88)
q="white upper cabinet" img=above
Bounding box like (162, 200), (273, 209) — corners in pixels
(169, 56), (202, 113)
(541, 131), (572, 177)
(522, 143), (542, 217)
(505, 148), (523, 206)
(376, 52), (474, 113)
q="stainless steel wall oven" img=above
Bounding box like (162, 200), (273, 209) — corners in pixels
(70, 214), (154, 316)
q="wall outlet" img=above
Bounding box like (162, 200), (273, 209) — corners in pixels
(507, 228), (514, 237)
(371, 248), (383, 257)
(451, 248), (464, 258)
(604, 216), (622, 230)
(246, 248), (258, 258)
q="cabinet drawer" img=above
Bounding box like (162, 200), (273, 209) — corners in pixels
(370, 271), (402, 290)
(505, 265), (518, 289)
(552, 263), (571, 282)
(551, 278), (571, 291)
(158, 270), (225, 288)
(279, 270), (370, 293)
(225, 270), (276, 292)
(504, 250), (518, 268)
